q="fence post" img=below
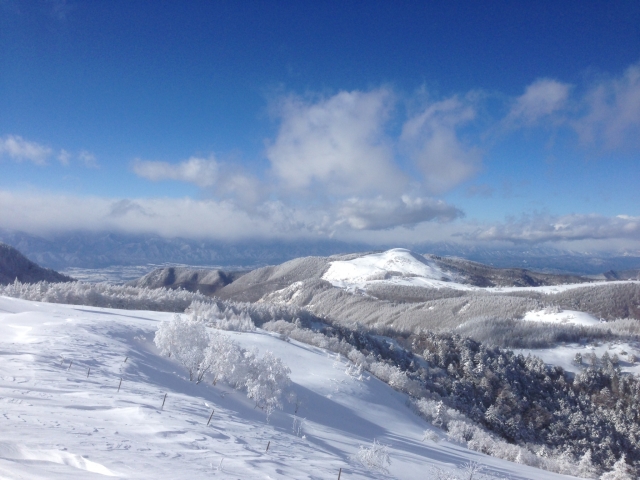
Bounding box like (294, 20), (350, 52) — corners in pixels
(161, 393), (167, 410)
(338, 467), (342, 479)
(207, 408), (215, 425)
(117, 378), (122, 392)
(265, 441), (270, 452)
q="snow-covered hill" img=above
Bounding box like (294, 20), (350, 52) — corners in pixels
(322, 248), (461, 290)
(0, 296), (578, 479)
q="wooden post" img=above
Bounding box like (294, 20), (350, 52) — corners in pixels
(338, 467), (342, 480)
(265, 441), (270, 452)
(207, 408), (215, 425)
(67, 360), (73, 371)
(160, 393), (167, 410)
(124, 356), (128, 363)
(117, 377), (122, 392)
(86, 367), (90, 378)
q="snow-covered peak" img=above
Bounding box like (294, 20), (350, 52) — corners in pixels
(322, 248), (461, 289)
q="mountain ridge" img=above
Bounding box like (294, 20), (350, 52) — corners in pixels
(0, 242), (73, 285)
(126, 266), (246, 296)
(2, 228), (640, 274)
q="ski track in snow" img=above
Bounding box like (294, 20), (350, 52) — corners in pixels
(0, 295), (582, 479)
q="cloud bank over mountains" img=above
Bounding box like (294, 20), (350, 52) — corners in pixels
(2, 61), (640, 249)
(465, 214), (640, 244)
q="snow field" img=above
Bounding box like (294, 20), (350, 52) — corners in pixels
(0, 296), (581, 479)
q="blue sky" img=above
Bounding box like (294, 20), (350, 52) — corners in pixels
(1, 0), (640, 251)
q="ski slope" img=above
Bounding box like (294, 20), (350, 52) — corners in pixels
(0, 296), (582, 479)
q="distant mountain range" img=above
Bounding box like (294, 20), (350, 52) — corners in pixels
(0, 243), (73, 285)
(1, 228), (640, 275)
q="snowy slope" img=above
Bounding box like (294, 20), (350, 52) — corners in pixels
(522, 308), (601, 326)
(0, 296), (580, 479)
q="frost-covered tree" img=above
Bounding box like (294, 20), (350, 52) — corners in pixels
(600, 455), (634, 480)
(154, 314), (210, 381)
(197, 330), (240, 384)
(154, 315), (291, 419)
(577, 450), (599, 479)
(353, 439), (391, 473)
(245, 351), (291, 419)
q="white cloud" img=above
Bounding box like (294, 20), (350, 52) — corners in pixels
(57, 149), (71, 166)
(401, 97), (481, 194)
(0, 135), (52, 165)
(78, 150), (98, 168)
(507, 79), (571, 125)
(266, 89), (407, 197)
(0, 134), (100, 168)
(133, 156), (219, 188)
(130, 90), (475, 232)
(132, 156), (263, 206)
(573, 63), (640, 151)
(335, 195), (462, 230)
(465, 213), (640, 243)
(501, 67), (640, 153)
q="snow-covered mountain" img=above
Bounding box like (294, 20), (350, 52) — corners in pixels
(0, 295), (578, 479)
(216, 248), (594, 302)
(320, 248), (589, 290)
(0, 242), (73, 285)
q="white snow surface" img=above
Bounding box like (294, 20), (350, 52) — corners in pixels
(323, 248), (461, 290)
(0, 296), (579, 479)
(522, 309), (601, 326)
